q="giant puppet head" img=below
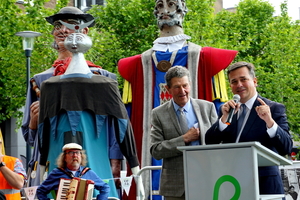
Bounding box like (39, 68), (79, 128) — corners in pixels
(59, 20), (94, 54)
(153, 0), (188, 30)
(57, 19), (94, 75)
(46, 6), (95, 50)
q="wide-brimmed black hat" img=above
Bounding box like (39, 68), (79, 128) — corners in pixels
(46, 6), (95, 27)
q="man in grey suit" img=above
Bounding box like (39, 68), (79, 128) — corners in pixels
(150, 66), (218, 200)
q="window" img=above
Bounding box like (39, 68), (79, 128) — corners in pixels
(16, 0), (24, 4)
(74, 0), (105, 12)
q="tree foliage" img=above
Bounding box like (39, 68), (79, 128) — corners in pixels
(91, 0), (300, 136)
(1, 0), (299, 137)
(0, 0), (56, 122)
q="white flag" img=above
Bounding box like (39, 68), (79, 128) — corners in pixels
(23, 186), (38, 200)
(121, 176), (133, 196)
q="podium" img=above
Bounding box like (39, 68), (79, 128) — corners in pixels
(178, 142), (292, 200)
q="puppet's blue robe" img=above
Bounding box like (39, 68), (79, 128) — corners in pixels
(38, 73), (139, 198)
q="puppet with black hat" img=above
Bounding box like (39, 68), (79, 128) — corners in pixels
(21, 6), (135, 199)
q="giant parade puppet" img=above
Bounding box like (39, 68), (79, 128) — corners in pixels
(22, 7), (144, 199)
(118, 0), (238, 199)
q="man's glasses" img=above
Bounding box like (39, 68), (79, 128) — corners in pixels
(65, 150), (81, 156)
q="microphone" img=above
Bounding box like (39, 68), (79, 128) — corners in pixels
(225, 94), (240, 125)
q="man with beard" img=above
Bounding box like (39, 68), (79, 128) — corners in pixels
(36, 143), (110, 200)
(21, 6), (123, 198)
(118, 0), (237, 199)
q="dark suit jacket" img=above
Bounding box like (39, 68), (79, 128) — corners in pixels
(205, 95), (293, 194)
(150, 98), (218, 197)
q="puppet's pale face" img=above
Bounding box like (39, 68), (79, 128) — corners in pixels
(64, 33), (92, 53)
(154, 0), (185, 30)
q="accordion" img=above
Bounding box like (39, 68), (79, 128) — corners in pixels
(56, 177), (95, 200)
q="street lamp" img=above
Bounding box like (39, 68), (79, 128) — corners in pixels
(15, 31), (41, 88)
(15, 31), (41, 169)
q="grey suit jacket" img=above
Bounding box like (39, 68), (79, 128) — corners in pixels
(150, 98), (218, 197)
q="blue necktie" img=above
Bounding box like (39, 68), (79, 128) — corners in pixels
(237, 104), (247, 131)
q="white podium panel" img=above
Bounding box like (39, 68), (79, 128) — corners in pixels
(259, 195), (284, 200)
(178, 142), (292, 200)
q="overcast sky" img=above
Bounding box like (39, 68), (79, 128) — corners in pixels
(223, 0), (300, 21)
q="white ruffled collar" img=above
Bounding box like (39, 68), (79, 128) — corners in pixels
(152, 34), (191, 52)
(153, 34), (191, 44)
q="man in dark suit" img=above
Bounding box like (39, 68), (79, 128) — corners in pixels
(205, 61), (293, 195)
(150, 66), (218, 200)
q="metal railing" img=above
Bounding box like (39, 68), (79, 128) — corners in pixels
(136, 165), (162, 200)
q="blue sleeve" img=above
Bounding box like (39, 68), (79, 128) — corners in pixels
(98, 69), (117, 80)
(108, 117), (123, 160)
(270, 102), (293, 156)
(21, 81), (38, 146)
(36, 168), (70, 200)
(84, 170), (110, 200)
(95, 179), (110, 200)
(22, 70), (53, 145)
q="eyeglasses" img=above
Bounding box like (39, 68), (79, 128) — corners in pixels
(65, 150), (81, 156)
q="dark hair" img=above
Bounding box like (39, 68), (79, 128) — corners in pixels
(227, 61), (256, 80)
(165, 66), (190, 87)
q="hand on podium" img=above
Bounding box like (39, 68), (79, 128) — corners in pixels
(131, 166), (145, 200)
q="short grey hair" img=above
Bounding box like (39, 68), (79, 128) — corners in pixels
(165, 66), (190, 87)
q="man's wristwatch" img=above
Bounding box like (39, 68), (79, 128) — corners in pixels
(0, 162), (5, 168)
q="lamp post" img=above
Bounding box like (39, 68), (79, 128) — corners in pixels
(15, 31), (41, 169)
(15, 31), (41, 89)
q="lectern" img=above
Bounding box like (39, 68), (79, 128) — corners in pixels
(178, 142), (292, 200)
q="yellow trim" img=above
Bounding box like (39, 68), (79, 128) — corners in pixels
(122, 80), (132, 104)
(212, 71), (228, 103)
(0, 129), (5, 155)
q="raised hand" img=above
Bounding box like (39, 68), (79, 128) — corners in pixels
(255, 98), (274, 128)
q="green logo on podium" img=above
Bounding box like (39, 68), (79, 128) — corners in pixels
(213, 175), (241, 200)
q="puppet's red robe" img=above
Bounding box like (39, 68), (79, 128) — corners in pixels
(118, 42), (238, 198)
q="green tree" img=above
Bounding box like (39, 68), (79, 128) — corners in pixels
(0, 0), (299, 138)
(209, 0), (300, 135)
(89, 0), (300, 136)
(0, 0), (57, 123)
(88, 0), (156, 59)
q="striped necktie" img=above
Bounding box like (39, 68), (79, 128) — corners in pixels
(237, 104), (247, 131)
(178, 107), (189, 134)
